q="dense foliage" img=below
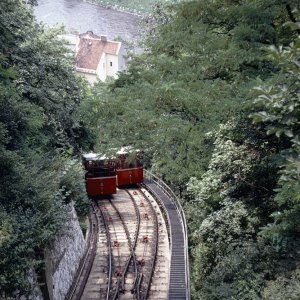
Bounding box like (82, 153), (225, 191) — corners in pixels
(0, 0), (90, 296)
(187, 30), (300, 298)
(88, 0), (298, 188)
(85, 0), (300, 299)
(1, 0), (300, 298)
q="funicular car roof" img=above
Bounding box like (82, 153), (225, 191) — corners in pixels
(83, 147), (141, 160)
(82, 152), (110, 161)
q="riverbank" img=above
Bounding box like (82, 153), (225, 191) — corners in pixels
(85, 0), (179, 17)
(85, 0), (146, 16)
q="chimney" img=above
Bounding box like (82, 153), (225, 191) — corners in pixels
(100, 35), (107, 42)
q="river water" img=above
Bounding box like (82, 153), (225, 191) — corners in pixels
(34, 0), (141, 42)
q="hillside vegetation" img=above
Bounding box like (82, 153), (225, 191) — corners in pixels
(0, 0), (92, 296)
(86, 0), (300, 299)
(1, 0), (300, 299)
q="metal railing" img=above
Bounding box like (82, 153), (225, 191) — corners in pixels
(144, 169), (190, 300)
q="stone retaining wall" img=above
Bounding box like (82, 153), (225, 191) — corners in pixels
(45, 203), (87, 300)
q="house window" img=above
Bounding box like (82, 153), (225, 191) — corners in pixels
(110, 62), (113, 67)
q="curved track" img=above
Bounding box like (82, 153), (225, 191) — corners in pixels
(69, 187), (170, 299)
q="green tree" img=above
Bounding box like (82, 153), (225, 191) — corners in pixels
(251, 25), (300, 241)
(0, 0), (90, 295)
(187, 8), (300, 299)
(88, 0), (299, 193)
(80, 0), (300, 298)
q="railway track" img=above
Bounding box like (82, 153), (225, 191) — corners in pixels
(69, 187), (169, 299)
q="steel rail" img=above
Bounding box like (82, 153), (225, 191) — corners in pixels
(124, 189), (142, 296)
(138, 188), (159, 300)
(126, 188), (150, 299)
(109, 198), (138, 294)
(98, 204), (113, 300)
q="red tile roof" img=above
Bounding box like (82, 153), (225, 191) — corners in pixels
(75, 31), (120, 71)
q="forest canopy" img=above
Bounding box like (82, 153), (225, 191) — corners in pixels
(0, 0), (91, 295)
(85, 0), (300, 299)
(1, 0), (300, 299)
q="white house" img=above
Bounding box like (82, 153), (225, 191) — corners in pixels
(75, 31), (125, 84)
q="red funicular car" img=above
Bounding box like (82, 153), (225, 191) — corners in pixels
(116, 147), (143, 186)
(82, 153), (117, 197)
